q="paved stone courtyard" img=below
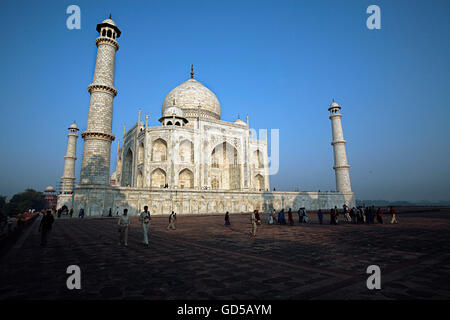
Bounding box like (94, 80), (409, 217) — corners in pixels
(1, 209), (450, 300)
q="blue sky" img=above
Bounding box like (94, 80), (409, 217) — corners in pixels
(0, 0), (449, 201)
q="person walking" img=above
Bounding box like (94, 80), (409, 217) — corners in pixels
(278, 208), (286, 225)
(297, 208), (302, 224)
(330, 208), (337, 225)
(39, 210), (55, 246)
(302, 208), (309, 223)
(224, 211), (231, 227)
(317, 209), (323, 225)
(376, 207), (384, 224)
(272, 209), (277, 224)
(69, 208), (73, 218)
(268, 210), (274, 225)
(108, 208), (112, 217)
(250, 210), (258, 237)
(288, 208), (294, 226)
(167, 211), (177, 230)
(390, 206), (398, 224)
(139, 206), (151, 246)
(118, 209), (130, 247)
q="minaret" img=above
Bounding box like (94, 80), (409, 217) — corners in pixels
(80, 16), (121, 185)
(329, 100), (352, 193)
(60, 122), (79, 194)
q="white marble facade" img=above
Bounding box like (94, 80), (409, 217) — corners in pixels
(113, 77), (270, 193)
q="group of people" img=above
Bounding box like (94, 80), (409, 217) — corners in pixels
(235, 205), (400, 237)
(330, 205), (399, 225)
(116, 206), (177, 247)
(40, 203), (400, 246)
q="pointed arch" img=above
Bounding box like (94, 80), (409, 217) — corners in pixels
(138, 142), (144, 164)
(150, 168), (166, 188)
(254, 174), (264, 191)
(137, 170), (143, 188)
(178, 168), (194, 189)
(151, 138), (167, 162)
(122, 148), (133, 187)
(179, 139), (194, 163)
(253, 150), (263, 168)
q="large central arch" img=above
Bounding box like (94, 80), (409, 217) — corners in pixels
(210, 142), (241, 190)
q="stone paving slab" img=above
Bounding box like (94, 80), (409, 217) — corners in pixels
(1, 210), (449, 299)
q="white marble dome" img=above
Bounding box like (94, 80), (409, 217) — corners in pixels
(234, 119), (247, 126)
(102, 18), (116, 26)
(44, 186), (55, 193)
(163, 106), (184, 118)
(162, 79), (221, 119)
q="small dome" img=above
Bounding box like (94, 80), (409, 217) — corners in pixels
(162, 79), (221, 119)
(69, 122), (78, 129)
(163, 106), (184, 118)
(102, 18), (116, 26)
(329, 101), (340, 108)
(234, 119), (247, 126)
(45, 186), (55, 192)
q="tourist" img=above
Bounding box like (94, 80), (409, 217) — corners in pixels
(69, 208), (73, 218)
(334, 206), (339, 224)
(390, 206), (398, 224)
(361, 207), (366, 223)
(255, 210), (262, 225)
(108, 208), (112, 217)
(330, 208), (337, 225)
(350, 207), (356, 224)
(224, 211), (231, 227)
(288, 208), (294, 226)
(376, 207), (384, 224)
(302, 209), (309, 223)
(167, 211), (177, 230)
(57, 208), (62, 218)
(268, 210), (274, 225)
(278, 208), (286, 225)
(344, 204), (351, 222)
(79, 208), (85, 218)
(116, 207), (119, 216)
(139, 205), (151, 246)
(118, 208), (130, 247)
(317, 209), (323, 224)
(39, 210), (55, 246)
(250, 210), (258, 237)
(272, 209), (277, 224)
(297, 208), (302, 224)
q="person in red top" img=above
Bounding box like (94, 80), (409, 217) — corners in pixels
(390, 206), (398, 224)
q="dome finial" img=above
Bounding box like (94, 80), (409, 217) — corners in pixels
(190, 64), (194, 79)
(109, 13), (112, 19)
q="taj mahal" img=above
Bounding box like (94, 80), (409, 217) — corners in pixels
(57, 17), (355, 216)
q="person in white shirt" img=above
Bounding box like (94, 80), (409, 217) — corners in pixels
(167, 211), (176, 230)
(118, 208), (130, 247)
(139, 206), (151, 246)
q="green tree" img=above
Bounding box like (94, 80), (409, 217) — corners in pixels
(6, 189), (45, 217)
(0, 195), (7, 220)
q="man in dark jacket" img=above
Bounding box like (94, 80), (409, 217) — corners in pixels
(39, 210), (54, 246)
